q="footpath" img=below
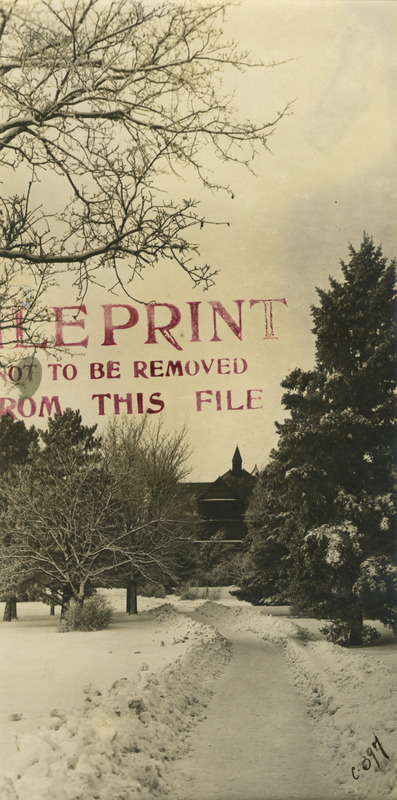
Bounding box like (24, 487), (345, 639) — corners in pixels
(166, 615), (346, 800)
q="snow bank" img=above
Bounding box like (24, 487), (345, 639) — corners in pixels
(192, 601), (397, 800)
(2, 597), (395, 800)
(1, 605), (231, 800)
(281, 637), (396, 800)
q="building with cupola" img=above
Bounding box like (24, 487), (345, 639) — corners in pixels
(184, 446), (258, 543)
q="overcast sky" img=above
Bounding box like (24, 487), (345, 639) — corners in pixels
(6, 0), (397, 482)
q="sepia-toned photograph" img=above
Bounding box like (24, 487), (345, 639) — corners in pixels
(0, 1), (396, 798)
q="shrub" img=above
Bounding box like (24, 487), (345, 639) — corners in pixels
(179, 585), (221, 601)
(60, 595), (113, 632)
(139, 581), (166, 598)
(320, 621), (381, 647)
(294, 626), (311, 644)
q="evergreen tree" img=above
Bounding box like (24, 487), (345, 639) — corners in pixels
(0, 415), (39, 620)
(240, 236), (397, 645)
(40, 407), (100, 454)
(0, 414), (38, 473)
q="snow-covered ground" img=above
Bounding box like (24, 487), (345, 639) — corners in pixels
(0, 590), (396, 800)
(188, 601), (397, 799)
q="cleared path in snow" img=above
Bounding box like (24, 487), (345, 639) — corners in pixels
(167, 615), (344, 800)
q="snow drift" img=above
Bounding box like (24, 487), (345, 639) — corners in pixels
(0, 605), (231, 800)
(193, 601), (397, 799)
(1, 597), (395, 800)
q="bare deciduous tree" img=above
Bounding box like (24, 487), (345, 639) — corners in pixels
(103, 416), (194, 596)
(0, 0), (290, 356)
(0, 413), (193, 614)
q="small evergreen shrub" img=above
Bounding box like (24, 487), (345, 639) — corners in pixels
(320, 621), (381, 647)
(294, 626), (311, 644)
(60, 595), (113, 631)
(139, 581), (166, 598)
(361, 626), (382, 645)
(180, 585), (221, 600)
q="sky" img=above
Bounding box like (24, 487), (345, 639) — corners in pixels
(2, 0), (396, 481)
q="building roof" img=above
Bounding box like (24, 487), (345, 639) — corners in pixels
(184, 446), (256, 505)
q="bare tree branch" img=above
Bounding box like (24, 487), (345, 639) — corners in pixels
(0, 414), (194, 602)
(0, 0), (291, 357)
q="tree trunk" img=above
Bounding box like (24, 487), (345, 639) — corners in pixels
(77, 584), (86, 606)
(50, 603), (55, 616)
(11, 597), (17, 619)
(3, 597), (17, 622)
(3, 598), (12, 622)
(3, 597), (18, 622)
(60, 585), (73, 619)
(126, 579), (138, 614)
(349, 609), (363, 646)
(3, 600), (11, 622)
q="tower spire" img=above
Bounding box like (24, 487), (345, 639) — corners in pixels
(232, 445), (242, 475)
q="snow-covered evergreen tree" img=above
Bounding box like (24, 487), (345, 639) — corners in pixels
(239, 236), (396, 645)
